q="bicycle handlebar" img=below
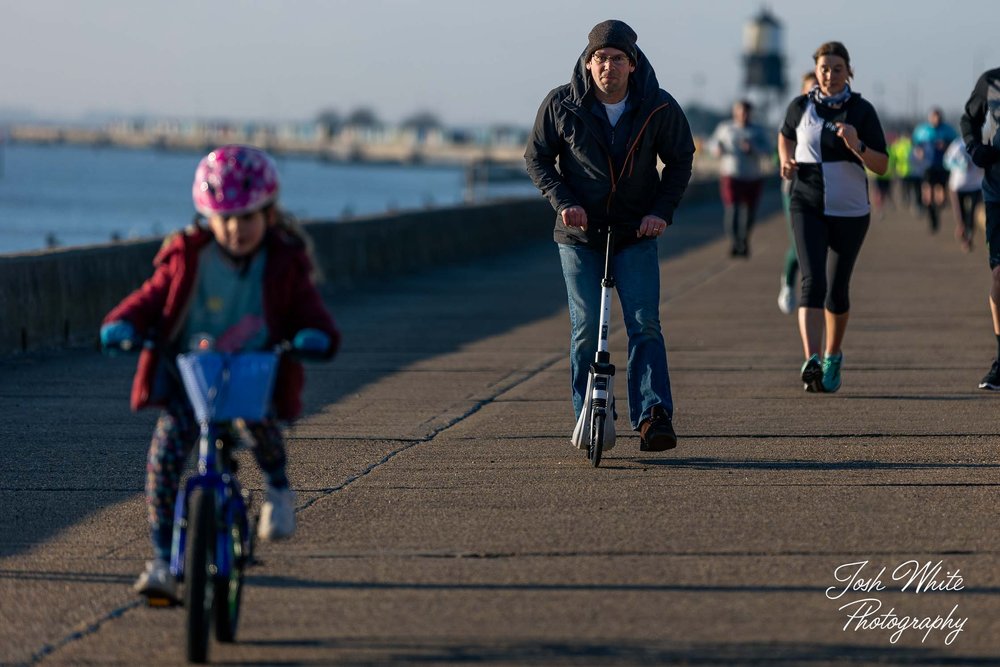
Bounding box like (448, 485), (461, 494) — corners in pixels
(102, 335), (329, 362)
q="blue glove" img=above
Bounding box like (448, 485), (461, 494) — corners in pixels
(292, 328), (331, 357)
(100, 320), (137, 352)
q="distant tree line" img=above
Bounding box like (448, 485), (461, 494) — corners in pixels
(316, 108), (444, 135)
(313, 108), (531, 147)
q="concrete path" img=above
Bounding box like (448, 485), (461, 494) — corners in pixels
(1, 195), (997, 665)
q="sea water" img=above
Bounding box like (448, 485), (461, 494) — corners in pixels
(0, 142), (536, 255)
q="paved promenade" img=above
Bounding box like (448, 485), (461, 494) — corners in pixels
(1, 195), (998, 665)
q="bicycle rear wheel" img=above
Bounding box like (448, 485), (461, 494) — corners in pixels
(185, 487), (216, 664)
(214, 511), (247, 642)
(589, 409), (605, 467)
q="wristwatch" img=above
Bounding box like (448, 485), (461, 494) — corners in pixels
(856, 141), (866, 154)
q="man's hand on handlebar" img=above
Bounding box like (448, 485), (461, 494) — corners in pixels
(638, 215), (668, 238)
(560, 205), (588, 231)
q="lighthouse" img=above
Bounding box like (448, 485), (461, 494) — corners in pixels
(742, 8), (787, 125)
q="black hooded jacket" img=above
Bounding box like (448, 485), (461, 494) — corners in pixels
(960, 67), (1000, 203)
(525, 46), (695, 250)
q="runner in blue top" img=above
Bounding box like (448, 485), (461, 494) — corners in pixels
(912, 108), (959, 233)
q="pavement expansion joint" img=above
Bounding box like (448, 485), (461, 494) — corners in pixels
(294, 353), (565, 514)
(27, 599), (143, 666)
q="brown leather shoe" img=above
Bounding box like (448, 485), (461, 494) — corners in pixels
(639, 406), (677, 452)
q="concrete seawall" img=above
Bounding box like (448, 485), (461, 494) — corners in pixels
(0, 179), (721, 355)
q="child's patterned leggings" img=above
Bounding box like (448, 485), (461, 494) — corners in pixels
(146, 400), (288, 561)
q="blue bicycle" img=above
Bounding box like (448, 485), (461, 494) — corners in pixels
(168, 338), (281, 663)
(103, 321), (331, 663)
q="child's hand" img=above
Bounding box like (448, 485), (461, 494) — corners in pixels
(100, 320), (138, 353)
(292, 328), (332, 359)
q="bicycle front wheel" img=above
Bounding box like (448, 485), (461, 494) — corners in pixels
(185, 487), (216, 664)
(214, 510), (247, 642)
(589, 410), (605, 468)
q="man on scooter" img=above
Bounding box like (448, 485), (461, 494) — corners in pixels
(525, 19), (694, 451)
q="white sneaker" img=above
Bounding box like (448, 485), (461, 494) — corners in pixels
(777, 282), (796, 315)
(258, 486), (296, 541)
(133, 558), (177, 600)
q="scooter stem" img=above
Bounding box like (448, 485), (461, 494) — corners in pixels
(602, 227), (616, 288)
(596, 228), (615, 361)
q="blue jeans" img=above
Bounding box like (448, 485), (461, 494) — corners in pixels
(558, 239), (673, 429)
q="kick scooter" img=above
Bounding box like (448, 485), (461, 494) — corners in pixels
(571, 226), (618, 467)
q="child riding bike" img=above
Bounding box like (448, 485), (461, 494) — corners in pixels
(101, 145), (340, 601)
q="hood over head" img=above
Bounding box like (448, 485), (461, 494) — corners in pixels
(569, 43), (660, 105)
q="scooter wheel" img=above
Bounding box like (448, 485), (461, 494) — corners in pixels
(589, 411), (605, 467)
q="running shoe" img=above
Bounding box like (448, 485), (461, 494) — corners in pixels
(801, 354), (823, 393)
(978, 358), (1000, 390)
(134, 558), (178, 601)
(822, 352), (844, 393)
(258, 486), (297, 541)
(777, 281), (796, 315)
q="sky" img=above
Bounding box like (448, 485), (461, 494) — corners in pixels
(1, 0), (995, 128)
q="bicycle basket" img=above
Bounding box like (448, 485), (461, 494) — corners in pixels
(177, 351), (279, 422)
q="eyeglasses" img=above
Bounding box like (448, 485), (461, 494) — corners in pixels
(591, 53), (631, 67)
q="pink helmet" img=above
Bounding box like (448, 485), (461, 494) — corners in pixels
(192, 145), (280, 217)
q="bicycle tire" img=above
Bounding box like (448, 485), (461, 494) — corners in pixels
(589, 410), (605, 467)
(214, 511), (246, 642)
(185, 487), (216, 664)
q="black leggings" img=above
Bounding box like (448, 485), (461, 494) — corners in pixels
(955, 190), (981, 235)
(791, 206), (870, 314)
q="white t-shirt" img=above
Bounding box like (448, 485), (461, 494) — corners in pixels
(944, 138), (984, 193)
(602, 94), (628, 127)
(708, 120), (772, 179)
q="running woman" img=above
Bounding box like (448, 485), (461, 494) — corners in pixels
(778, 41), (888, 393)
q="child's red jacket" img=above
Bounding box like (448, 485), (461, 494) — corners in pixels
(104, 224), (340, 420)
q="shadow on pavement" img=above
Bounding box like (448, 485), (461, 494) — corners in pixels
(232, 637), (995, 665)
(246, 574), (1000, 596)
(629, 457), (1000, 472)
(0, 569), (133, 585)
(842, 395), (988, 401)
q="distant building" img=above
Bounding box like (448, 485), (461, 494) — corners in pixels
(742, 8), (787, 125)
